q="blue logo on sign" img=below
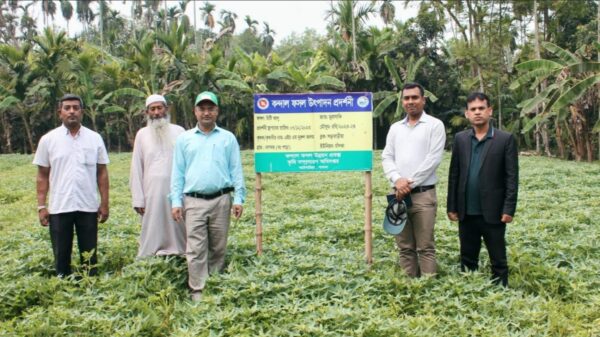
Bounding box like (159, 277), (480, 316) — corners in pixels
(357, 96), (369, 108)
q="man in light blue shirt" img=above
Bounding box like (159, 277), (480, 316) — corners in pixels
(170, 91), (246, 302)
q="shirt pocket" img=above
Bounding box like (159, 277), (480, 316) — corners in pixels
(80, 147), (98, 165)
(211, 143), (227, 166)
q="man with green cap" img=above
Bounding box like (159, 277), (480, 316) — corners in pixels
(170, 91), (246, 302)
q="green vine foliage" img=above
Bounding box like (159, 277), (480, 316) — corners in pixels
(0, 152), (598, 336)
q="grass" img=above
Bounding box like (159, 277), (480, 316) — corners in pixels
(0, 151), (598, 336)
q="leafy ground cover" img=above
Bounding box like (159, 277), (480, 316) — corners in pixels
(0, 152), (598, 336)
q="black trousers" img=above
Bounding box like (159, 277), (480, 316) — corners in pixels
(49, 211), (98, 277)
(459, 214), (508, 286)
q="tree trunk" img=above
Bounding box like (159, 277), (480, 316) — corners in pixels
(497, 79), (502, 129)
(126, 115), (135, 148)
(477, 65), (484, 92)
(533, 0), (542, 155)
(555, 118), (566, 159)
(570, 106), (585, 162)
(564, 120), (577, 160)
(541, 122), (551, 156)
(193, 0), (198, 51)
(351, 2), (357, 65)
(535, 122), (541, 154)
(585, 131), (593, 162)
(1, 112), (13, 153)
(466, 0), (474, 43)
(436, 0), (469, 43)
(104, 127), (111, 152)
(20, 113), (34, 153)
(117, 115), (122, 152)
(465, 0), (483, 87)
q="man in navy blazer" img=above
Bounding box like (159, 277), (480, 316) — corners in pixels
(447, 92), (518, 287)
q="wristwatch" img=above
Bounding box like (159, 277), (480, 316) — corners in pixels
(37, 205), (47, 211)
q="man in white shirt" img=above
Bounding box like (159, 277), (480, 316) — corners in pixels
(129, 94), (185, 257)
(382, 82), (446, 277)
(33, 94), (110, 277)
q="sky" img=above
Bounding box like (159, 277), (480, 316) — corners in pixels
(30, 0), (419, 46)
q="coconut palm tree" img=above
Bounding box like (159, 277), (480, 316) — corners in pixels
(326, 0), (375, 65)
(326, 0), (374, 42)
(0, 8), (19, 44)
(131, 0), (143, 26)
(41, 0), (57, 28)
(176, 0), (191, 30)
(64, 47), (110, 132)
(19, 3), (38, 43)
(376, 0), (395, 26)
(214, 48), (276, 144)
(200, 1), (216, 30)
(261, 22), (275, 54)
(60, 0), (73, 35)
(76, 0), (96, 36)
(244, 15), (258, 35)
(31, 28), (74, 121)
(143, 0), (161, 29)
(155, 21), (192, 82)
(220, 9), (237, 34)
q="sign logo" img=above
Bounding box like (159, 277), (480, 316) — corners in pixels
(257, 98), (269, 110)
(357, 96), (369, 108)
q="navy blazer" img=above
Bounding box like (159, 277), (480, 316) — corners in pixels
(447, 127), (519, 224)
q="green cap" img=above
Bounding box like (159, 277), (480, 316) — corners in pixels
(195, 91), (219, 106)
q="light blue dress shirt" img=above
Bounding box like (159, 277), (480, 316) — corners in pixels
(170, 125), (246, 207)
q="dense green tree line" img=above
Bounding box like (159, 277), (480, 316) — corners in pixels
(0, 0), (598, 161)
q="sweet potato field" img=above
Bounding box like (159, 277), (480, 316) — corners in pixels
(0, 152), (598, 336)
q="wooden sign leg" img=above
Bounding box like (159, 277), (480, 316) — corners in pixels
(255, 173), (263, 255)
(364, 171), (373, 265)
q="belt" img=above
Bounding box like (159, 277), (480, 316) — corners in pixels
(412, 185), (435, 194)
(185, 187), (234, 200)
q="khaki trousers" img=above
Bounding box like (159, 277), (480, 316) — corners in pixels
(395, 188), (437, 277)
(184, 194), (231, 293)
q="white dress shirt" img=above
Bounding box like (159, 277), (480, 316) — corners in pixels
(33, 125), (109, 214)
(382, 112), (446, 188)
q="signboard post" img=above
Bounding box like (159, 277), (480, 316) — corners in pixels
(253, 92), (374, 264)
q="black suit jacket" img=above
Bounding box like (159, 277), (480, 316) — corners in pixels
(447, 127), (519, 224)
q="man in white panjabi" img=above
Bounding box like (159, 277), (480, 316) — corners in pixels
(129, 94), (186, 257)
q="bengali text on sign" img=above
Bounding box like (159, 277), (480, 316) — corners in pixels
(253, 93), (373, 173)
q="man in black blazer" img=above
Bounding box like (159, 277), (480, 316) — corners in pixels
(447, 92), (518, 286)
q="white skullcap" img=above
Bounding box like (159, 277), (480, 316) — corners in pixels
(145, 94), (167, 108)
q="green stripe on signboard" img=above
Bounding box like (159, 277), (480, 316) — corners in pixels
(255, 151), (373, 173)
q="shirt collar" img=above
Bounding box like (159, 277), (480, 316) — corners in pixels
(194, 124), (221, 135)
(400, 111), (430, 125)
(60, 124), (82, 138)
(469, 126), (494, 139)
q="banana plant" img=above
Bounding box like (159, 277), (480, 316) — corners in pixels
(373, 54), (438, 124)
(511, 42), (600, 161)
(266, 50), (346, 92)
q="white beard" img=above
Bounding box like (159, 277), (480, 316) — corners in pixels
(147, 115), (172, 149)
